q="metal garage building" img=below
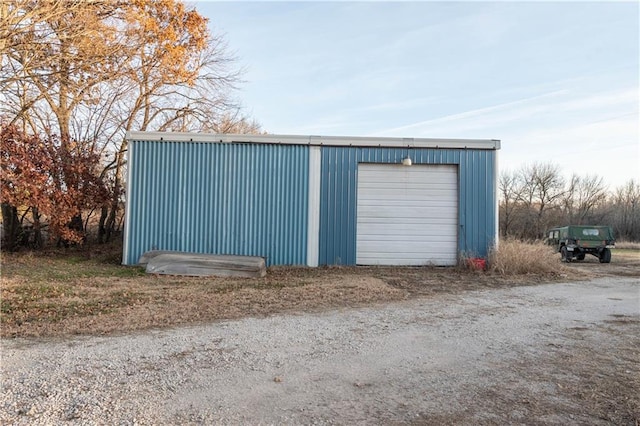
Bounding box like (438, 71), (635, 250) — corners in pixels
(123, 132), (500, 267)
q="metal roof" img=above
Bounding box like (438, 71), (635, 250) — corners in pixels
(126, 131), (501, 150)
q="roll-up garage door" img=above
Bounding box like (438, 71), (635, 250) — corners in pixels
(356, 164), (458, 266)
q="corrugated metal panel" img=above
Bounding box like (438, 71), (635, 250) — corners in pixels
(459, 149), (496, 258)
(319, 147), (497, 265)
(124, 141), (309, 266)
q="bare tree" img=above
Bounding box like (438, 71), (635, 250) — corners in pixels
(1, 1), (124, 138)
(515, 163), (565, 238)
(514, 164), (539, 239)
(610, 180), (640, 241)
(562, 174), (608, 224)
(504, 163), (567, 239)
(207, 110), (264, 134)
(498, 170), (521, 237)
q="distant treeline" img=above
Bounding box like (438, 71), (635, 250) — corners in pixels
(500, 162), (639, 241)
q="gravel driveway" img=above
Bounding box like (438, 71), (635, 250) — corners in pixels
(2, 277), (639, 425)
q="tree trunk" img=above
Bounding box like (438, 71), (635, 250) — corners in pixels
(31, 207), (43, 249)
(105, 148), (125, 242)
(1, 203), (22, 251)
(98, 205), (108, 243)
(70, 214), (84, 234)
(105, 205), (118, 242)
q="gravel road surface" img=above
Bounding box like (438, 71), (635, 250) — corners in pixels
(1, 277), (639, 425)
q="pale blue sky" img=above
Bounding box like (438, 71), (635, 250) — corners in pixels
(195, 1), (639, 188)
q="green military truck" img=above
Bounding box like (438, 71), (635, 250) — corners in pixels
(547, 225), (615, 263)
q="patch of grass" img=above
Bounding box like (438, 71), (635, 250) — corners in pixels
(65, 256), (85, 265)
(488, 238), (572, 276)
(1, 279), (150, 330)
(1, 299), (13, 315)
(10, 282), (72, 299)
(611, 248), (640, 259)
(111, 266), (147, 278)
(1, 251), (145, 283)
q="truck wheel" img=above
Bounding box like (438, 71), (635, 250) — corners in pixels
(561, 246), (572, 263)
(599, 248), (611, 264)
(576, 253), (585, 261)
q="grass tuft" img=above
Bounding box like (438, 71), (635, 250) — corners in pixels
(488, 238), (571, 276)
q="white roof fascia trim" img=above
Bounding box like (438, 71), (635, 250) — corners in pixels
(126, 131), (501, 150)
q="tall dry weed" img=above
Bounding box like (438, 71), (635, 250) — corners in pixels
(488, 239), (570, 276)
(615, 240), (640, 250)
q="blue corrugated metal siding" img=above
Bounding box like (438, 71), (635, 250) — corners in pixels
(458, 149), (495, 257)
(125, 141), (309, 266)
(318, 147), (496, 265)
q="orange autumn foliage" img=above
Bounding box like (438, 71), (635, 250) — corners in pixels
(1, 124), (109, 243)
(124, 0), (209, 86)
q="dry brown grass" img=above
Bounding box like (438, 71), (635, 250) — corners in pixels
(0, 271), (406, 338)
(615, 240), (640, 250)
(6, 239), (631, 339)
(488, 238), (573, 276)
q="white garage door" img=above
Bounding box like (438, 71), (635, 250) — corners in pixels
(356, 164), (458, 266)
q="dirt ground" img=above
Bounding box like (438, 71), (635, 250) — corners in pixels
(562, 250), (640, 278)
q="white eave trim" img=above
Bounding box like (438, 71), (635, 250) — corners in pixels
(126, 131), (501, 150)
